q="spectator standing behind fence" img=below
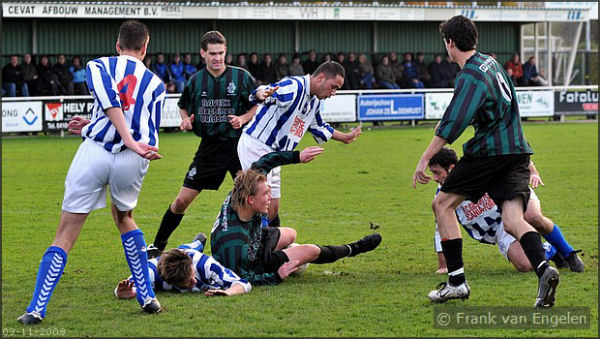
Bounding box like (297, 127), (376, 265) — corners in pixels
(415, 52), (432, 88)
(153, 53), (170, 84)
(504, 52), (525, 86)
(183, 53), (197, 81)
(442, 55), (460, 87)
(21, 53), (39, 96)
(2, 55), (29, 97)
(288, 54), (305, 76)
(54, 54), (74, 95)
(275, 53), (289, 81)
(376, 55), (400, 89)
(236, 53), (249, 71)
(402, 53), (425, 89)
(37, 56), (58, 95)
(302, 50), (320, 75)
(389, 52), (407, 88)
(248, 52), (260, 80)
(258, 53), (278, 85)
(169, 53), (186, 93)
(523, 56), (544, 86)
(344, 52), (361, 90)
(336, 52), (349, 89)
(358, 54), (375, 89)
(429, 54), (448, 88)
(70, 56), (87, 95)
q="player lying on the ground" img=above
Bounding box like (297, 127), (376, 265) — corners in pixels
(115, 233), (250, 299)
(429, 148), (584, 274)
(210, 147), (382, 285)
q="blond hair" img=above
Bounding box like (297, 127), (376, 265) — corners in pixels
(231, 169), (267, 212)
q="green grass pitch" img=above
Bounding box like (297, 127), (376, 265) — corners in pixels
(1, 122), (597, 337)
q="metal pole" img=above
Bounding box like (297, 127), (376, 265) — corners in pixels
(519, 24), (525, 62)
(534, 22), (538, 64)
(373, 21), (378, 55)
(564, 21), (583, 85)
(294, 21), (299, 53)
(546, 21), (552, 86)
(32, 19), (38, 55)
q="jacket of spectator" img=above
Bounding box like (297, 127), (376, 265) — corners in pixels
(153, 54), (170, 82)
(69, 63), (86, 83)
(53, 55), (73, 84)
(302, 50), (319, 75)
(504, 53), (524, 85)
(389, 52), (406, 87)
(415, 53), (431, 83)
(248, 53), (260, 79)
(37, 56), (58, 95)
(183, 54), (197, 80)
(20, 55), (38, 83)
(2, 58), (25, 86)
(288, 55), (305, 76)
(375, 57), (396, 84)
(258, 54), (278, 84)
(169, 60), (186, 83)
(428, 55), (448, 88)
(522, 57), (539, 85)
(343, 53), (362, 90)
(275, 54), (289, 81)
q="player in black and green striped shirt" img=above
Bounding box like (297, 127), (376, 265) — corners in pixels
(148, 31), (260, 257)
(210, 148), (382, 286)
(413, 15), (559, 308)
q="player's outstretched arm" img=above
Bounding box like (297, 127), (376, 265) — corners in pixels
(332, 126), (362, 144)
(251, 147), (323, 173)
(114, 279), (137, 299)
(250, 85), (280, 103)
(105, 107), (162, 160)
(413, 136), (448, 188)
(204, 283), (247, 297)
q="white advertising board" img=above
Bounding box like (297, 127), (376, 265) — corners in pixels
(517, 91), (555, 117)
(2, 101), (43, 132)
(160, 98), (183, 128)
(320, 94), (356, 123)
(425, 92), (454, 119)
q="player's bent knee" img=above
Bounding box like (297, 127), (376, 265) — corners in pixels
(280, 227), (297, 244)
(172, 195), (192, 214)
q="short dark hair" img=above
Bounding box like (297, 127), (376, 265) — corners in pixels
(201, 31), (226, 51)
(118, 20), (149, 51)
(439, 15), (478, 52)
(428, 147), (458, 171)
(313, 61), (345, 79)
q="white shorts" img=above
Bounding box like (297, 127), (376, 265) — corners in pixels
(62, 138), (149, 213)
(237, 133), (281, 199)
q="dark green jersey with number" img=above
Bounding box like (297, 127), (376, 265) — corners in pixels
(210, 151), (300, 286)
(178, 65), (256, 140)
(436, 52), (533, 158)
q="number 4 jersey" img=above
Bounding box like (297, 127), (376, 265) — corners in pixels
(83, 55), (166, 153)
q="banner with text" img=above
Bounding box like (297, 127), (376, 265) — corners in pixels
(554, 89), (598, 115)
(2, 101), (43, 132)
(517, 90), (555, 117)
(320, 94), (356, 122)
(358, 94), (424, 121)
(44, 100), (94, 131)
(161, 98), (183, 128)
(425, 92), (454, 119)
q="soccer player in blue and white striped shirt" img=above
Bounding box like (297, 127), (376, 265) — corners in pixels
(238, 61), (362, 226)
(114, 235), (251, 299)
(19, 20), (165, 325)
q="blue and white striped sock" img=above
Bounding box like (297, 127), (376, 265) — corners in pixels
(178, 240), (204, 253)
(26, 246), (68, 318)
(121, 229), (156, 307)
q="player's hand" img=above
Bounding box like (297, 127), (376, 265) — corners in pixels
(255, 85), (279, 101)
(126, 141), (163, 161)
(529, 173), (544, 189)
(277, 260), (299, 280)
(67, 116), (91, 135)
(412, 159), (432, 188)
(115, 279), (136, 299)
(228, 115), (245, 129)
(180, 114), (194, 131)
(299, 146), (324, 163)
(205, 289), (229, 297)
(343, 126), (362, 144)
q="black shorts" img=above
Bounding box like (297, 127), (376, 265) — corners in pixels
(262, 227), (290, 273)
(440, 153), (531, 212)
(182, 138), (242, 191)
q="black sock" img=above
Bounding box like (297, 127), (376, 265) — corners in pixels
(520, 231), (549, 277)
(313, 245), (351, 264)
(268, 214), (280, 227)
(441, 238), (465, 286)
(153, 205), (184, 250)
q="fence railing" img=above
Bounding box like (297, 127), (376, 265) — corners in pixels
(2, 85), (597, 134)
